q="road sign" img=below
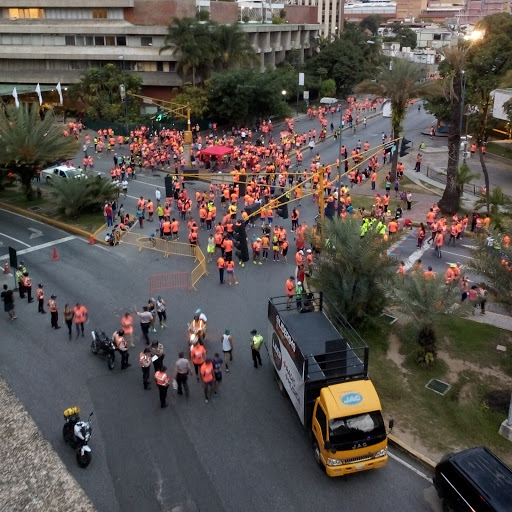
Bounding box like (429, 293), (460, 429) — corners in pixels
(8, 246), (17, 269)
(298, 73), (305, 86)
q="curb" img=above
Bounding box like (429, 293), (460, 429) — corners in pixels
(0, 201), (109, 246)
(388, 433), (437, 470)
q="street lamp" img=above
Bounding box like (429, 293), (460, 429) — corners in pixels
(337, 104), (344, 214)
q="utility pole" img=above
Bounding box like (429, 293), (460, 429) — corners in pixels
(337, 105), (344, 214)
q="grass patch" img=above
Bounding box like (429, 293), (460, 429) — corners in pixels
(359, 318), (512, 464)
(486, 142), (512, 160)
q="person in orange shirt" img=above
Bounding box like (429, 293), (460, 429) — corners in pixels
(200, 358), (216, 403)
(426, 208), (435, 227)
(435, 230), (444, 258)
(253, 238), (262, 265)
(388, 219), (398, 235)
(423, 266), (436, 280)
(226, 259), (238, 286)
(222, 237), (234, 261)
(121, 312), (134, 348)
(191, 343), (207, 382)
(73, 302), (88, 338)
(397, 261), (406, 281)
(444, 265), (455, 285)
(295, 250), (304, 267)
(285, 276), (295, 309)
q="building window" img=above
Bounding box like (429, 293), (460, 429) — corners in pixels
(9, 8), (44, 19)
(116, 36), (126, 46)
(95, 36), (105, 46)
(156, 61), (163, 72)
(65, 36), (75, 45)
(433, 34), (442, 40)
(106, 36), (116, 46)
(75, 36), (85, 46)
(141, 36), (153, 47)
(92, 9), (107, 19)
(85, 36), (94, 46)
(169, 61), (176, 72)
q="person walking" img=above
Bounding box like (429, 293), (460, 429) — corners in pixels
(64, 304), (74, 339)
(73, 302), (88, 338)
(121, 312), (134, 347)
(174, 352), (193, 397)
(221, 329), (233, 372)
(150, 340), (165, 372)
(217, 255), (226, 284)
(212, 353), (223, 396)
(48, 295), (61, 329)
(36, 283), (46, 314)
(191, 342), (207, 382)
(22, 273), (33, 303)
(250, 329), (263, 368)
(156, 296), (167, 329)
(154, 365), (171, 408)
(139, 347), (152, 390)
(285, 276), (295, 309)
(1, 284), (17, 320)
(406, 191), (412, 210)
(435, 230), (444, 258)
(113, 329), (130, 369)
(478, 284), (487, 314)
(134, 305), (152, 344)
(200, 358), (215, 403)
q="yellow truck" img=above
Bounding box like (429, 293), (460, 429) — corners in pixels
(268, 292), (392, 477)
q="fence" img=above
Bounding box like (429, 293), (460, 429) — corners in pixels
(149, 272), (190, 294)
(119, 232), (209, 290)
(426, 166), (484, 197)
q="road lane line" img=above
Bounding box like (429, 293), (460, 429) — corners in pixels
(0, 232), (31, 247)
(441, 250), (473, 260)
(0, 207), (49, 227)
(404, 246), (429, 270)
(388, 452), (432, 482)
(0, 235), (75, 260)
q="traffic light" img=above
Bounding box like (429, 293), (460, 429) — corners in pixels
(400, 138), (412, 157)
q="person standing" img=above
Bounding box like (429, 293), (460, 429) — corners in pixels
(191, 342), (207, 382)
(134, 305), (152, 344)
(156, 296), (167, 329)
(139, 347), (152, 390)
(150, 340), (165, 372)
(113, 329), (130, 369)
(435, 230), (444, 259)
(16, 265), (25, 299)
(22, 273), (33, 303)
(295, 281), (304, 310)
(212, 353), (223, 397)
(64, 304), (74, 340)
(36, 284), (46, 314)
(221, 329), (233, 372)
(154, 365), (171, 408)
(217, 255), (226, 284)
(1, 284), (17, 320)
(155, 187), (161, 206)
(174, 352), (193, 397)
(121, 312), (134, 347)
(200, 358), (215, 403)
(478, 284), (487, 314)
(285, 276), (295, 309)
(73, 302), (88, 338)
(250, 329), (263, 369)
(48, 295), (61, 329)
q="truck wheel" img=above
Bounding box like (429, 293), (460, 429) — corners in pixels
(313, 441), (324, 469)
(45, 176), (52, 184)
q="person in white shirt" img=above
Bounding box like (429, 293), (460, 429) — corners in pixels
(155, 187), (161, 205)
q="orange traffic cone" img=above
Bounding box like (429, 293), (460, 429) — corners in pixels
(3, 262), (9, 274)
(51, 248), (59, 261)
(89, 235), (96, 245)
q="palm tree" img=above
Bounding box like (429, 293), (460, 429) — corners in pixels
(436, 45), (468, 215)
(309, 219), (396, 326)
(160, 18), (213, 86)
(391, 274), (469, 365)
(474, 186), (512, 231)
(356, 58), (440, 182)
(0, 104), (78, 200)
(212, 23), (257, 71)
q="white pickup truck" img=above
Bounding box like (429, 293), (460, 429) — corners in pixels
(41, 165), (84, 183)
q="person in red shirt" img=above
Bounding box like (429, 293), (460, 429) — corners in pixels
(73, 302), (88, 338)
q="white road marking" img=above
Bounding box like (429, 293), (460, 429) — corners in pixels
(0, 207), (49, 227)
(441, 250), (473, 260)
(460, 244), (477, 249)
(0, 232), (31, 247)
(404, 246), (429, 270)
(0, 235), (75, 260)
(388, 451), (432, 482)
(28, 227), (44, 239)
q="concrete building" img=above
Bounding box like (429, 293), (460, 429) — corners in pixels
(0, 0), (319, 99)
(418, 0), (510, 24)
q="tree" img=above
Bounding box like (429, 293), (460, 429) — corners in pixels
(474, 186), (512, 230)
(172, 84), (209, 119)
(72, 64), (142, 122)
(319, 78), (336, 98)
(160, 18), (214, 86)
(469, 227), (512, 313)
(360, 15), (385, 36)
(434, 45), (468, 215)
(465, 13), (512, 213)
(49, 176), (119, 219)
(356, 59), (440, 181)
(0, 104), (78, 200)
(382, 22), (417, 50)
(391, 275), (468, 365)
(309, 219), (396, 326)
(211, 23), (257, 71)
(207, 68), (290, 124)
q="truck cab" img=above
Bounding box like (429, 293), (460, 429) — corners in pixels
(312, 380), (388, 477)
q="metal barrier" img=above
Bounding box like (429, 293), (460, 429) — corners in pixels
(120, 232), (209, 290)
(425, 166), (484, 196)
(149, 272), (190, 294)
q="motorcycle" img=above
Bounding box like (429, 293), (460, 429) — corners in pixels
(188, 309), (207, 345)
(91, 330), (116, 370)
(62, 406), (93, 468)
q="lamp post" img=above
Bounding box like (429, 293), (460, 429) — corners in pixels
(337, 104), (344, 215)
(119, 56), (128, 133)
(460, 69), (468, 164)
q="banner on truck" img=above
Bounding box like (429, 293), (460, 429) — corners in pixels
(271, 331), (305, 424)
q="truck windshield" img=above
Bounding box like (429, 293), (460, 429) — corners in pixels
(328, 412), (384, 446)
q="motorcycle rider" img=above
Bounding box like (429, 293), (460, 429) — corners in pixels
(113, 329), (130, 369)
(139, 347), (152, 390)
(150, 340), (165, 372)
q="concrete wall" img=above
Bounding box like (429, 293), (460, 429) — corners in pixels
(210, 1), (238, 23)
(285, 5), (318, 24)
(125, 0), (196, 26)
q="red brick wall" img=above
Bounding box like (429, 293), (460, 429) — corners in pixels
(210, 1), (238, 23)
(125, 0), (196, 26)
(285, 5), (318, 25)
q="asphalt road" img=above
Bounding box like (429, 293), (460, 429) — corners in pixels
(0, 202), (443, 512)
